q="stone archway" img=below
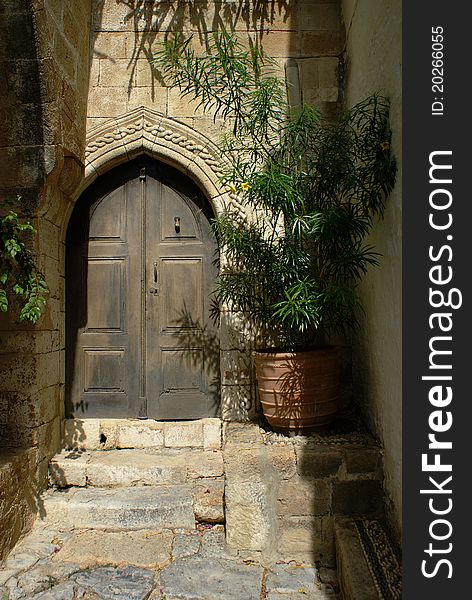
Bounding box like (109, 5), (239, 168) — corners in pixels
(74, 107), (246, 222)
(67, 109), (255, 422)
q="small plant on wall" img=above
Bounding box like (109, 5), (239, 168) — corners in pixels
(153, 32), (397, 431)
(0, 200), (48, 324)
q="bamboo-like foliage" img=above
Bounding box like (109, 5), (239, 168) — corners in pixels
(154, 31), (397, 350)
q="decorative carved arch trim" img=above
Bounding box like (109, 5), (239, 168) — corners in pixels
(77, 107), (245, 220)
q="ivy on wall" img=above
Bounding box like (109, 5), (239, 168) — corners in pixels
(0, 202), (48, 324)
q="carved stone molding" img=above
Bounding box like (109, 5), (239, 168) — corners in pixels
(79, 107), (245, 219)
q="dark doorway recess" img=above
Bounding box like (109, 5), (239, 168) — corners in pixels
(66, 156), (219, 419)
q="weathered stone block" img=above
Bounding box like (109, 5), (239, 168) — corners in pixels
(135, 59), (162, 87)
(117, 421), (164, 448)
(49, 452), (88, 487)
(202, 418), (221, 449)
(221, 385), (254, 421)
(88, 86), (128, 118)
(277, 478), (330, 516)
(99, 58), (134, 87)
(92, 32), (133, 59)
(187, 450), (224, 479)
(225, 445), (277, 552)
(165, 421), (203, 448)
(43, 485), (196, 530)
(127, 86), (168, 114)
(168, 87), (208, 118)
(343, 448), (382, 476)
(334, 518), (379, 600)
(301, 31), (345, 56)
(332, 480), (383, 516)
(277, 515), (335, 564)
(224, 422), (261, 446)
(221, 350), (252, 385)
(266, 445), (297, 479)
(259, 31), (300, 58)
(296, 447), (343, 478)
(0, 448), (37, 562)
(63, 419), (101, 450)
(87, 450), (187, 487)
(299, 3), (342, 32)
(193, 478), (225, 523)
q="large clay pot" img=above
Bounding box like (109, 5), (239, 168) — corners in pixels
(254, 346), (339, 433)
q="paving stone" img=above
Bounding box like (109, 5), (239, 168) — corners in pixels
(160, 557), (263, 600)
(172, 533), (201, 559)
(52, 529), (173, 568)
(266, 563), (318, 595)
(72, 565), (155, 600)
(32, 581), (76, 600)
(42, 486), (195, 530)
(16, 562), (81, 597)
(199, 529), (228, 559)
(3, 552), (40, 573)
(0, 571), (16, 586)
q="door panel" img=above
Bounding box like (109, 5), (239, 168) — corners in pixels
(85, 259), (126, 331)
(66, 159), (219, 419)
(160, 258), (204, 329)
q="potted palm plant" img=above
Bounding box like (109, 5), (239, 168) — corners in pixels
(154, 32), (397, 432)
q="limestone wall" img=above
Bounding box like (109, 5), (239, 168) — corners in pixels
(0, 0), (92, 560)
(340, 0), (402, 537)
(88, 0), (344, 134)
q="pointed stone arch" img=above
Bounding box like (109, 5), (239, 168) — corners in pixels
(76, 107), (246, 221)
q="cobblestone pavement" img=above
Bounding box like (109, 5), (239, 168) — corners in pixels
(0, 523), (339, 600)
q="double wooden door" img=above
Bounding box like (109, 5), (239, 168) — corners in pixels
(66, 159), (219, 419)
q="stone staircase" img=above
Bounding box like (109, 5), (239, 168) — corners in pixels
(0, 418), (402, 599)
(45, 419), (225, 533)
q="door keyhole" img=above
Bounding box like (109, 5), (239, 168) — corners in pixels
(174, 216), (181, 233)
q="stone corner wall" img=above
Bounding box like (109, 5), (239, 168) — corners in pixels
(0, 0), (92, 560)
(340, 0), (402, 539)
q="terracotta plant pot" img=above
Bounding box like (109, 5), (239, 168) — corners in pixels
(254, 346), (339, 433)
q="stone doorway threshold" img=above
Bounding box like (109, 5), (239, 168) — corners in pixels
(0, 419), (399, 599)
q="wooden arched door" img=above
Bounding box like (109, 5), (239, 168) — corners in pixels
(66, 157), (219, 419)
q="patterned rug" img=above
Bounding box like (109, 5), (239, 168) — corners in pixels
(354, 519), (402, 600)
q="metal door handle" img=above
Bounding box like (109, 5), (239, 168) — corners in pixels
(154, 262), (158, 283)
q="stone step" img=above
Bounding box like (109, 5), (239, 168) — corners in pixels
(41, 485), (196, 531)
(334, 517), (401, 600)
(49, 448), (224, 488)
(63, 418), (222, 451)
